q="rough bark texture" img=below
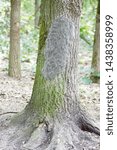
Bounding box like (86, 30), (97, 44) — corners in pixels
(0, 0), (100, 149)
(9, 0), (21, 79)
(35, 0), (40, 28)
(29, 0), (82, 120)
(91, 0), (100, 83)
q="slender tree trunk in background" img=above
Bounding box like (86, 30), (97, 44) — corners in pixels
(0, 0), (99, 149)
(9, 0), (21, 79)
(35, 0), (40, 28)
(91, 0), (100, 83)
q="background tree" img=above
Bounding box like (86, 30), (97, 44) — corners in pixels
(90, 0), (100, 83)
(35, 0), (41, 28)
(8, 0), (21, 79)
(0, 0), (99, 149)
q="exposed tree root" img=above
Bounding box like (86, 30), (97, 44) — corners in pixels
(0, 110), (40, 150)
(0, 111), (100, 150)
(77, 114), (100, 136)
(21, 119), (99, 150)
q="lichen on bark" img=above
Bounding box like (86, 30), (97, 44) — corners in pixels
(42, 16), (75, 80)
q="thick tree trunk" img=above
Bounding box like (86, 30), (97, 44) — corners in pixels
(91, 0), (100, 83)
(29, 0), (81, 121)
(35, 0), (40, 28)
(9, 0), (21, 79)
(0, 0), (99, 149)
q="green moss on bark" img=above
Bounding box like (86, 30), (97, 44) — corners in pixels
(27, 0), (65, 119)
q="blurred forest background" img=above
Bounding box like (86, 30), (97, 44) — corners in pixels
(0, 0), (99, 121)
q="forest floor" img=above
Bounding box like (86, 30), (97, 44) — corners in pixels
(0, 42), (100, 149)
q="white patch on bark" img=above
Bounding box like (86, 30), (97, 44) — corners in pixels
(42, 16), (75, 80)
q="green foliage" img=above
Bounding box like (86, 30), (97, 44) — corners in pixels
(22, 0), (34, 12)
(82, 76), (92, 85)
(79, 66), (93, 84)
(80, 67), (100, 84)
(0, 0), (39, 58)
(20, 0), (39, 55)
(0, 1), (10, 53)
(80, 0), (98, 47)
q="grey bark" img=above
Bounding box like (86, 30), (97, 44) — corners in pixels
(42, 16), (75, 80)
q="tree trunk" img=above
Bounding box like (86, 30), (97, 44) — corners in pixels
(0, 0), (99, 149)
(30, 0), (81, 120)
(9, 0), (21, 79)
(91, 0), (100, 83)
(35, 0), (40, 28)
